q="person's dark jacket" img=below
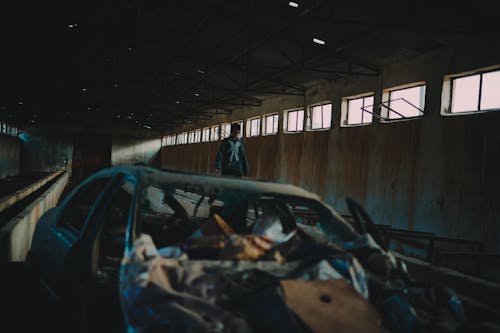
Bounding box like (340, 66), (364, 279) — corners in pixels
(215, 137), (249, 176)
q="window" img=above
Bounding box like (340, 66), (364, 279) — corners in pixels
(307, 102), (332, 130)
(381, 83), (425, 120)
(188, 131), (195, 144)
(194, 129), (201, 143)
(284, 108), (304, 132)
(233, 120), (243, 138)
(0, 122), (18, 137)
(161, 136), (167, 147)
(202, 127), (210, 142)
(221, 123), (231, 138)
(166, 135), (176, 146)
(246, 117), (261, 137)
(341, 94), (374, 126)
(211, 125), (220, 141)
(441, 67), (500, 115)
(263, 113), (279, 135)
(177, 132), (188, 145)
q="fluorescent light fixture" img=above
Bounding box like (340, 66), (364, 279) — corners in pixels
(288, 1), (299, 7)
(144, 125), (151, 129)
(313, 37), (326, 45)
(82, 88), (87, 92)
(197, 69), (205, 74)
(194, 92), (200, 97)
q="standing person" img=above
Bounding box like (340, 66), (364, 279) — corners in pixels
(215, 123), (249, 177)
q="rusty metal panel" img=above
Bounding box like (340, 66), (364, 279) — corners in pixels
(300, 131), (330, 199)
(281, 134), (304, 185)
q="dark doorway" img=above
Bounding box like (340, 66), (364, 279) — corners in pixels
(71, 132), (111, 186)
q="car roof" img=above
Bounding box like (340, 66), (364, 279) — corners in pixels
(93, 166), (323, 201)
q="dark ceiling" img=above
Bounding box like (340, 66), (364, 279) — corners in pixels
(1, 0), (497, 132)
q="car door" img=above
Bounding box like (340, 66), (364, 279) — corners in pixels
(33, 173), (119, 297)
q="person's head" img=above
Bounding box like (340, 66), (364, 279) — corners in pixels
(230, 123), (240, 139)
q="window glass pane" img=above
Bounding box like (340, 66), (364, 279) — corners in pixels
(297, 110), (304, 131)
(451, 75), (480, 113)
(266, 115), (273, 134)
(211, 126), (220, 141)
(389, 85), (425, 118)
(363, 96), (374, 123)
(202, 128), (210, 142)
(251, 118), (260, 136)
(272, 115), (278, 133)
(481, 70), (500, 110)
(288, 111), (297, 131)
(221, 123), (231, 138)
(322, 104), (332, 128)
(348, 98), (363, 124)
(311, 106), (322, 129)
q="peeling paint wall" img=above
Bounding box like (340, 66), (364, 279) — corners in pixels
(0, 135), (20, 179)
(161, 41), (500, 253)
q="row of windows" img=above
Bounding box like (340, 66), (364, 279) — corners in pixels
(162, 66), (500, 146)
(0, 122), (19, 137)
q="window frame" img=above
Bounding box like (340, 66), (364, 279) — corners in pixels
(194, 129), (201, 143)
(262, 113), (279, 136)
(441, 65), (500, 116)
(202, 127), (210, 142)
(380, 82), (426, 122)
(283, 108), (304, 133)
(307, 101), (332, 131)
(341, 92), (375, 127)
(221, 123), (231, 139)
(246, 116), (261, 137)
(210, 125), (220, 141)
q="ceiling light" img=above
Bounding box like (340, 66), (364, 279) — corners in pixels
(176, 100), (180, 104)
(313, 37), (326, 45)
(197, 69), (205, 74)
(18, 101), (23, 105)
(128, 47), (132, 51)
(114, 83), (118, 88)
(288, 2), (299, 8)
(194, 92), (200, 97)
(82, 88), (87, 92)
(144, 125), (151, 129)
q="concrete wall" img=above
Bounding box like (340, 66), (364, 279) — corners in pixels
(19, 127), (73, 174)
(161, 40), (500, 253)
(0, 134), (20, 179)
(111, 134), (162, 167)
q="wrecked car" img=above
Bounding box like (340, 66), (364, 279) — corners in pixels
(27, 166), (484, 333)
